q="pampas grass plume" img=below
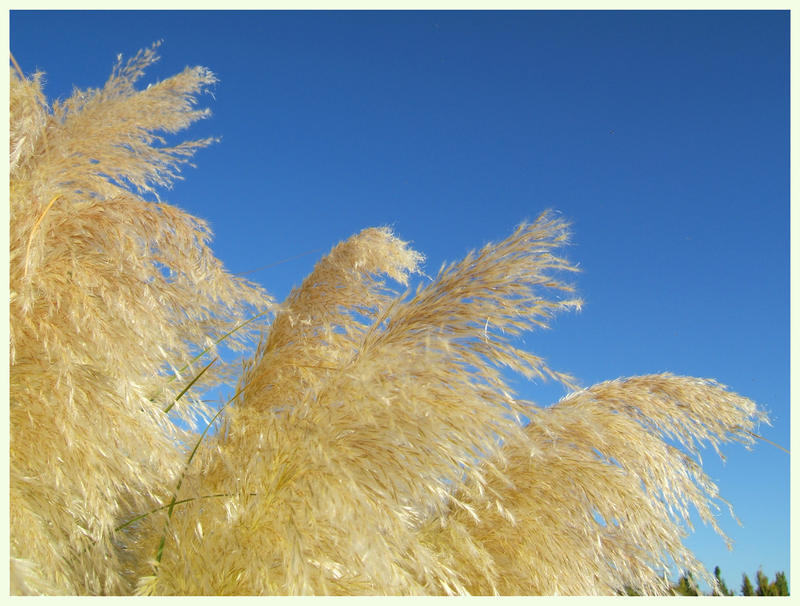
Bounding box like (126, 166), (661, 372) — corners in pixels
(9, 46), (769, 596)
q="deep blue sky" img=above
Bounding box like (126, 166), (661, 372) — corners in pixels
(10, 10), (789, 591)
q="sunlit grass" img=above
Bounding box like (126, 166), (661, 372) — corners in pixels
(10, 46), (770, 596)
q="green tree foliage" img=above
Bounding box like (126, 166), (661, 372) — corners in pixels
(674, 568), (789, 596)
(713, 566), (734, 596)
(742, 573), (756, 596)
(753, 569), (790, 596)
(672, 572), (700, 596)
(757, 570), (772, 596)
(773, 572), (790, 596)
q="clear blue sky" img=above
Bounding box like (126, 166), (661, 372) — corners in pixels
(10, 10), (789, 591)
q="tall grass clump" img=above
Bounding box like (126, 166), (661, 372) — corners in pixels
(9, 44), (269, 594)
(10, 47), (769, 596)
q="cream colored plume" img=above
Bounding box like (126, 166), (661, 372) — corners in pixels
(9, 47), (768, 596)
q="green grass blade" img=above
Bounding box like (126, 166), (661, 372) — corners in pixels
(154, 382), (250, 566)
(115, 492), (259, 533)
(163, 356), (218, 414)
(167, 308), (272, 384)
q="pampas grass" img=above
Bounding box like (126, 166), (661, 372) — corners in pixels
(9, 46), (768, 596)
(10, 43), (269, 594)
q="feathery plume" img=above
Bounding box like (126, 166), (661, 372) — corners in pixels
(10, 47), (769, 595)
(10, 45), (270, 594)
